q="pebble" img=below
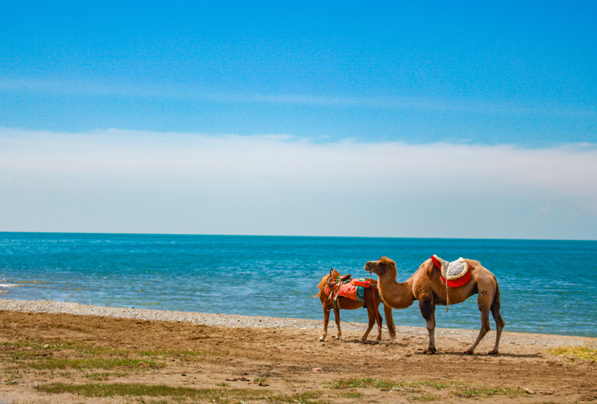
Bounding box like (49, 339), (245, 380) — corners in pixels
(0, 298), (594, 349)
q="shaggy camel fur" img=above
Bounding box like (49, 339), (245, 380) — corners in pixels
(365, 257), (505, 354)
(315, 273), (396, 343)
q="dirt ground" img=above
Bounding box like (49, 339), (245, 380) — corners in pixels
(0, 310), (596, 403)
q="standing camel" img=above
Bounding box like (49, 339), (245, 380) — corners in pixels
(315, 272), (396, 343)
(364, 257), (505, 354)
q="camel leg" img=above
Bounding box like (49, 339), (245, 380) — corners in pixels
(489, 287), (505, 355)
(333, 306), (342, 340)
(373, 304), (383, 343)
(383, 304), (396, 342)
(363, 288), (382, 343)
(466, 308), (490, 355)
(466, 284), (495, 354)
(419, 296), (436, 354)
(320, 304), (330, 341)
(360, 306), (375, 342)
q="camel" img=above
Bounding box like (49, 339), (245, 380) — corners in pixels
(315, 271), (396, 343)
(364, 257), (505, 355)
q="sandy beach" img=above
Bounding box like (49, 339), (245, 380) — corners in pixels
(0, 298), (596, 403)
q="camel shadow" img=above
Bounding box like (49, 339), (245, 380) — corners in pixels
(415, 351), (542, 359)
(337, 338), (392, 345)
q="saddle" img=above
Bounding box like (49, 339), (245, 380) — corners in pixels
(431, 255), (471, 288)
(328, 274), (352, 288)
(322, 270), (374, 306)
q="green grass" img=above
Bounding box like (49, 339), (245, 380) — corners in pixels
(36, 383), (269, 400)
(0, 338), (212, 371)
(324, 377), (396, 390)
(2, 340), (126, 356)
(452, 386), (523, 398)
(411, 393), (440, 401)
(85, 372), (113, 381)
(408, 380), (447, 390)
(36, 382), (328, 403)
(266, 390), (326, 404)
(339, 391), (361, 399)
(27, 357), (163, 370)
(324, 377), (446, 391)
(325, 377), (523, 400)
(547, 346), (597, 362)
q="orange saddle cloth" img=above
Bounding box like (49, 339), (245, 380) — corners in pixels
(337, 278), (372, 302)
(337, 282), (359, 301)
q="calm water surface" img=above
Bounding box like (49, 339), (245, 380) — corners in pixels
(1, 232), (595, 337)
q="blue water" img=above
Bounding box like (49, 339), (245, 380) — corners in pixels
(1, 232), (596, 337)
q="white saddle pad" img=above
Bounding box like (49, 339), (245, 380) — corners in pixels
(433, 255), (469, 280)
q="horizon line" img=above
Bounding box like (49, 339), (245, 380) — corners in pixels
(1, 230), (595, 242)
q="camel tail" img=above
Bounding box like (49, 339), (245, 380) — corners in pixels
(315, 274), (331, 298)
(490, 278), (506, 332)
(491, 279), (501, 311)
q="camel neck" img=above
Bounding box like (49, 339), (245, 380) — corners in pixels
(377, 272), (415, 309)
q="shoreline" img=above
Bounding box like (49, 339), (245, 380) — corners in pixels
(1, 298), (595, 349)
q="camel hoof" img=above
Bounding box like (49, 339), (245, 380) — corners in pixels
(372, 339), (381, 345)
(488, 349), (499, 355)
(319, 338), (325, 342)
(424, 348), (436, 355)
(464, 349), (474, 355)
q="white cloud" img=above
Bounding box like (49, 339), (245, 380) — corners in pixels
(1, 127), (596, 239)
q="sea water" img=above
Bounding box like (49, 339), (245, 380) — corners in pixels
(1, 232), (595, 337)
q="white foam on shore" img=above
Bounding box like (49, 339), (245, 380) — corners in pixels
(0, 284), (20, 288)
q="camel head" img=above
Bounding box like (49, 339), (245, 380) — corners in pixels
(364, 257), (397, 277)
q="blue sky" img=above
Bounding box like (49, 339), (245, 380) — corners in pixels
(1, 1), (596, 238)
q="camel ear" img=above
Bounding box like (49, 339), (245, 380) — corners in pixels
(379, 257), (396, 269)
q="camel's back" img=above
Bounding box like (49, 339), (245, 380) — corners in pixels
(465, 259), (498, 284)
(413, 258), (497, 305)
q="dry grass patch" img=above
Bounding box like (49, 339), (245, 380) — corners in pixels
(547, 346), (597, 362)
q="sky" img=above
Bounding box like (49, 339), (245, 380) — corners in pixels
(1, 1), (596, 239)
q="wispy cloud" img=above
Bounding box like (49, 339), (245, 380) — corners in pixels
(1, 127), (596, 239)
(1, 77), (594, 119)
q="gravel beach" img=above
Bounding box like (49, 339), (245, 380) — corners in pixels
(1, 298), (596, 403)
(1, 298), (594, 350)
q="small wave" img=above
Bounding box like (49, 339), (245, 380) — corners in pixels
(0, 283), (21, 288)
(15, 280), (50, 285)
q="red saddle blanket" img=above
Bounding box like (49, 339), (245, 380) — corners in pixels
(431, 255), (471, 288)
(337, 278), (372, 303)
(338, 282), (360, 301)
